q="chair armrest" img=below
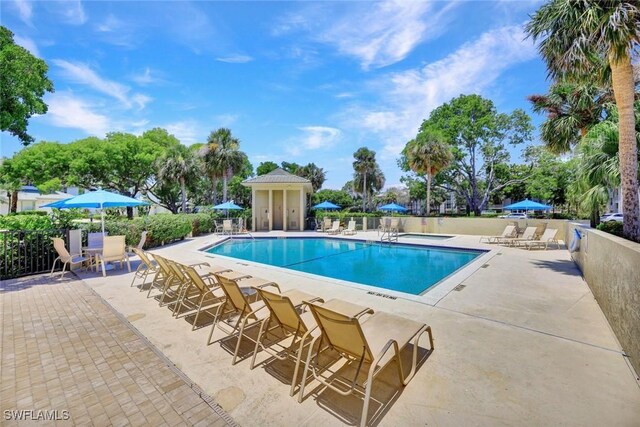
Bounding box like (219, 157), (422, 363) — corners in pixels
(255, 282), (281, 292)
(189, 261), (210, 268)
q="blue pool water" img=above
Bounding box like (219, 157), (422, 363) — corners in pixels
(205, 238), (484, 295)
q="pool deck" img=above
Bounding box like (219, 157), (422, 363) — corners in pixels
(14, 231), (640, 425)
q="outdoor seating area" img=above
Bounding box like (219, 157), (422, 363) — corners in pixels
(480, 223), (560, 250)
(125, 246), (435, 426)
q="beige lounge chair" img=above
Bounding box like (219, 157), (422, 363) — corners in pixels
(147, 254), (175, 299)
(523, 228), (559, 250)
(342, 220), (357, 235)
(500, 226), (537, 246)
(377, 217), (391, 236)
(326, 220), (341, 235)
(97, 236), (130, 277)
(322, 217), (332, 232)
(249, 287), (324, 395)
(127, 230), (147, 253)
(173, 265), (229, 329)
(50, 237), (89, 278)
(299, 300), (434, 427)
(479, 225), (516, 243)
(208, 272), (314, 364)
(130, 248), (158, 289)
(223, 219), (234, 235)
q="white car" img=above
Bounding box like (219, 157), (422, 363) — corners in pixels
(499, 213), (528, 219)
(601, 213), (623, 222)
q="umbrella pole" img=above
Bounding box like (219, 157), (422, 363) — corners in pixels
(101, 205), (106, 236)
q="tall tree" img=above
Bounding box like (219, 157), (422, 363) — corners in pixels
(528, 81), (606, 154)
(402, 128), (453, 215)
(201, 128), (244, 203)
(424, 94), (533, 215)
(0, 26), (54, 145)
(297, 163), (326, 192)
(526, 0), (640, 240)
(352, 147), (380, 212)
(155, 144), (198, 213)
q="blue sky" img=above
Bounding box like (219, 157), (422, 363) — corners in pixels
(0, 0), (549, 189)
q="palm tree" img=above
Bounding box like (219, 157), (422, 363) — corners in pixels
(201, 128), (244, 203)
(528, 81), (606, 154)
(353, 147), (377, 212)
(526, 0), (640, 240)
(297, 163), (326, 192)
(403, 128), (453, 215)
(156, 145), (197, 213)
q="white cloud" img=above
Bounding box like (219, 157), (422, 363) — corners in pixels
(44, 92), (109, 136)
(215, 114), (239, 127)
(216, 55), (254, 64)
(94, 14), (137, 47)
(55, 0), (86, 25)
(343, 25), (538, 157)
(279, 0), (458, 70)
(53, 60), (151, 110)
(14, 35), (40, 57)
(131, 67), (164, 86)
(299, 126), (342, 150)
(163, 121), (202, 145)
(12, 0), (32, 25)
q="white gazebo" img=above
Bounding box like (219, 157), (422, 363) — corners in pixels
(242, 168), (313, 231)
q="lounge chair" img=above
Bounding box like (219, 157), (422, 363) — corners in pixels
(299, 300), (434, 427)
(322, 217), (332, 232)
(479, 225), (516, 243)
(214, 220), (224, 235)
(127, 230), (147, 253)
(342, 220), (357, 235)
(208, 272), (315, 364)
(130, 248), (158, 289)
(377, 217), (390, 236)
(249, 287), (324, 395)
(50, 237), (89, 278)
(97, 236), (131, 277)
(173, 265), (229, 329)
(523, 228), (559, 250)
(501, 226), (537, 247)
(326, 220), (341, 235)
(223, 219), (234, 235)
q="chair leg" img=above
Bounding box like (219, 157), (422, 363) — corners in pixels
(297, 335), (321, 403)
(50, 258), (59, 277)
(60, 262), (68, 279)
(249, 318), (269, 370)
(232, 317), (249, 365)
(290, 332), (312, 396)
(100, 259), (107, 277)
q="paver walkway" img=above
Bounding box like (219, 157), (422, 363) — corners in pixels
(0, 274), (235, 426)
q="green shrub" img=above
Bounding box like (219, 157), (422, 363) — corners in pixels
(596, 221), (623, 237)
(188, 213), (216, 236)
(146, 214), (192, 246)
(0, 214), (54, 230)
(7, 211), (48, 216)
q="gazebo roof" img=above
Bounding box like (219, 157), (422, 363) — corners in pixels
(242, 168), (311, 185)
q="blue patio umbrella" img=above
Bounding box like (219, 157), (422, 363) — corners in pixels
(378, 203), (408, 213)
(45, 190), (148, 235)
(503, 199), (552, 211)
(213, 201), (243, 217)
(41, 198), (74, 209)
(312, 201), (340, 210)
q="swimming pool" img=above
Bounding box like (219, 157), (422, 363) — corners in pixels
(400, 233), (453, 240)
(204, 237), (484, 295)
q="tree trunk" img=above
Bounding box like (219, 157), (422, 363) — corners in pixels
(180, 177), (187, 213)
(127, 206), (134, 219)
(222, 168), (229, 202)
(211, 175), (218, 205)
(362, 172), (367, 212)
(10, 190), (18, 213)
(426, 175), (432, 217)
(611, 56), (640, 242)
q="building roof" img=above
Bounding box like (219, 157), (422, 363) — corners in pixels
(242, 168), (311, 185)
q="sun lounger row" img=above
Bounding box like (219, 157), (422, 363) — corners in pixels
(479, 224), (560, 249)
(130, 249), (434, 426)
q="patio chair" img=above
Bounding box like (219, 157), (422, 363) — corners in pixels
(322, 217), (332, 232)
(533, 222), (547, 239)
(208, 272), (315, 364)
(130, 248), (158, 289)
(173, 265), (229, 329)
(223, 219), (234, 235)
(50, 237), (89, 278)
(377, 217), (390, 236)
(147, 254), (176, 299)
(158, 257), (214, 307)
(500, 226), (537, 247)
(97, 236), (131, 277)
(389, 217), (400, 232)
(299, 301), (434, 427)
(87, 232), (105, 249)
(326, 220), (341, 235)
(342, 220), (357, 236)
(523, 228), (559, 250)
(127, 230), (147, 253)
(214, 220), (224, 235)
(249, 287), (324, 395)
(479, 225), (516, 243)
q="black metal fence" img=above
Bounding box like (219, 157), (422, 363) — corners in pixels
(0, 229), (68, 280)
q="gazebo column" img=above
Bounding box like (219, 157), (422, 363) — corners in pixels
(299, 189), (304, 231)
(251, 188), (256, 231)
(268, 189), (273, 231)
(283, 189), (287, 231)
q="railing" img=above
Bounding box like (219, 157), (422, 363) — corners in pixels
(0, 229), (68, 280)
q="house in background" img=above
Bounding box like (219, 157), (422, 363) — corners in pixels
(0, 185), (75, 215)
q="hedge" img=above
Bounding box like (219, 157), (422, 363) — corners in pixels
(596, 221), (623, 237)
(0, 214), (54, 231)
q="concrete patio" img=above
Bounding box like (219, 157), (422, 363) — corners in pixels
(3, 231), (640, 426)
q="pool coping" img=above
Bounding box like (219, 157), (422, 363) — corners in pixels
(196, 235), (499, 306)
